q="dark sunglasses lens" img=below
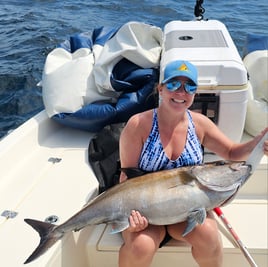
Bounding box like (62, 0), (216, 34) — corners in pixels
(166, 81), (181, 91)
(166, 80), (197, 94)
(184, 83), (197, 94)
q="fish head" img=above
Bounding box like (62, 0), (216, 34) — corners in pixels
(226, 161), (252, 186)
(191, 161), (252, 192)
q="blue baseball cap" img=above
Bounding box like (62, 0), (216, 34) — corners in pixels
(161, 60), (198, 85)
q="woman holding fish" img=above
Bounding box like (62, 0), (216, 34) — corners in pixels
(119, 60), (268, 267)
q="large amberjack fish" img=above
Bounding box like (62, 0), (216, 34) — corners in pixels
(23, 133), (267, 264)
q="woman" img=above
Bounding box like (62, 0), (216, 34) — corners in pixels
(118, 60), (268, 267)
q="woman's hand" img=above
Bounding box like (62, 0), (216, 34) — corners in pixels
(127, 210), (149, 233)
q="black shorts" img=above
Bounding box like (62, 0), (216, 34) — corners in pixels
(159, 226), (172, 248)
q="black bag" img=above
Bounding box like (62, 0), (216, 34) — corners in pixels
(88, 124), (125, 193)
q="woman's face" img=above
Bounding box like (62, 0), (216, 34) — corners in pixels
(158, 76), (196, 112)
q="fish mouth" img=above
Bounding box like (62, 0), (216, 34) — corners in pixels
(229, 161), (250, 171)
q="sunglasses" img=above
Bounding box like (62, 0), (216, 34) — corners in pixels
(165, 80), (197, 94)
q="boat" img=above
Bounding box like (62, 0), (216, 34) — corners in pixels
(0, 5), (267, 267)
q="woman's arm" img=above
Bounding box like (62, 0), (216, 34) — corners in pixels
(119, 113), (150, 232)
(119, 112), (148, 182)
(192, 112), (268, 161)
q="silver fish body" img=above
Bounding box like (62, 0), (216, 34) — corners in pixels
(24, 160), (251, 264)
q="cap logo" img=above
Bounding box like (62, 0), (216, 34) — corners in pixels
(178, 63), (188, 72)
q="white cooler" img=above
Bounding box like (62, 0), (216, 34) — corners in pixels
(160, 20), (249, 143)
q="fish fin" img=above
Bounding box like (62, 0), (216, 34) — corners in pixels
(120, 168), (148, 179)
(24, 218), (63, 264)
(182, 208), (206, 237)
(109, 220), (130, 234)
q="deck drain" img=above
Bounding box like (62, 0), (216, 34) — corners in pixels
(45, 215), (59, 223)
(1, 210), (18, 219)
(48, 157), (62, 164)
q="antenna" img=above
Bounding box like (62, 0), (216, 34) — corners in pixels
(194, 0), (205, 20)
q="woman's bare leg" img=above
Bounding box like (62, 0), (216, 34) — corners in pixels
(167, 212), (223, 267)
(119, 225), (166, 267)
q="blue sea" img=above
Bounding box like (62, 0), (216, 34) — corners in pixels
(0, 0), (267, 138)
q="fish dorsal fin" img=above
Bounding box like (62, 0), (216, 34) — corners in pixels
(182, 208), (206, 237)
(167, 170), (196, 188)
(109, 219), (129, 234)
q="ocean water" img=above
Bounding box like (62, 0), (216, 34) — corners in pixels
(0, 0), (267, 138)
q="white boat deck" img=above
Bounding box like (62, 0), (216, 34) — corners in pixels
(0, 110), (267, 267)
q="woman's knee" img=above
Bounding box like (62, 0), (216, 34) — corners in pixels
(168, 216), (222, 249)
(129, 234), (158, 258)
(121, 225), (166, 258)
(189, 220), (223, 267)
(190, 218), (221, 247)
(168, 217), (222, 265)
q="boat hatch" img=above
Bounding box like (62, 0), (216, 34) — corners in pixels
(165, 30), (228, 50)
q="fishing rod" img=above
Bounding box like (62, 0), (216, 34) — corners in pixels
(213, 207), (258, 267)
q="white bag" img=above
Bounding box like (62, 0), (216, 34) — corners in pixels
(42, 22), (163, 117)
(244, 50), (268, 136)
(42, 48), (94, 117)
(93, 21), (163, 94)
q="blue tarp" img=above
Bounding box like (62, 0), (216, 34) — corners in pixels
(59, 26), (118, 52)
(51, 26), (159, 132)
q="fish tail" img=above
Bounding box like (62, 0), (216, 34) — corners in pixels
(24, 218), (63, 264)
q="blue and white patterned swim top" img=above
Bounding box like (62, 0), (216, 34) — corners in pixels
(138, 109), (203, 171)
